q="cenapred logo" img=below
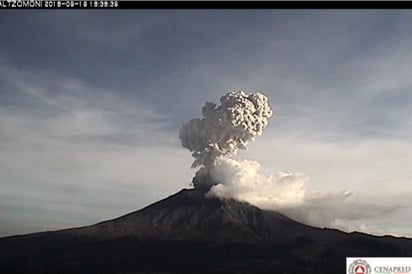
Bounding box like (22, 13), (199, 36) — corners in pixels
(348, 259), (372, 274)
(347, 257), (412, 274)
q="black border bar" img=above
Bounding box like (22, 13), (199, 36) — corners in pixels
(117, 1), (412, 9)
(1, 1), (412, 9)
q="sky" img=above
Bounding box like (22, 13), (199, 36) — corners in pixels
(0, 10), (411, 237)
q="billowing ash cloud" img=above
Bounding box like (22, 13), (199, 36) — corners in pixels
(206, 157), (307, 208)
(179, 91), (273, 188)
(179, 91), (398, 235)
(204, 157), (399, 232)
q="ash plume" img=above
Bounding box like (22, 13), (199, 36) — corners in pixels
(179, 91), (272, 188)
(179, 91), (397, 234)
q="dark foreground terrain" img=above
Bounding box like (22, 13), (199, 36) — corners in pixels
(1, 188), (412, 273)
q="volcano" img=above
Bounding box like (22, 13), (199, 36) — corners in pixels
(1, 188), (412, 273)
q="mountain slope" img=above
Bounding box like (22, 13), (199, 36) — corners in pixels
(1, 188), (411, 274)
(72, 188), (313, 242)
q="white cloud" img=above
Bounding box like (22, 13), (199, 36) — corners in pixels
(230, 136), (412, 236)
(203, 155), (408, 236)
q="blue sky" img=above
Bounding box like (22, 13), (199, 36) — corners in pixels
(0, 10), (411, 237)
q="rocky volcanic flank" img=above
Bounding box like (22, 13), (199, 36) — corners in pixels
(1, 188), (412, 274)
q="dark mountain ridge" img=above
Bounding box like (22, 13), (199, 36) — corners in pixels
(1, 188), (411, 273)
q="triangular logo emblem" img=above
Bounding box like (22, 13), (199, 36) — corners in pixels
(355, 265), (365, 274)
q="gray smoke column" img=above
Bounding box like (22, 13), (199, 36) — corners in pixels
(179, 91), (273, 188)
(178, 91), (397, 235)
